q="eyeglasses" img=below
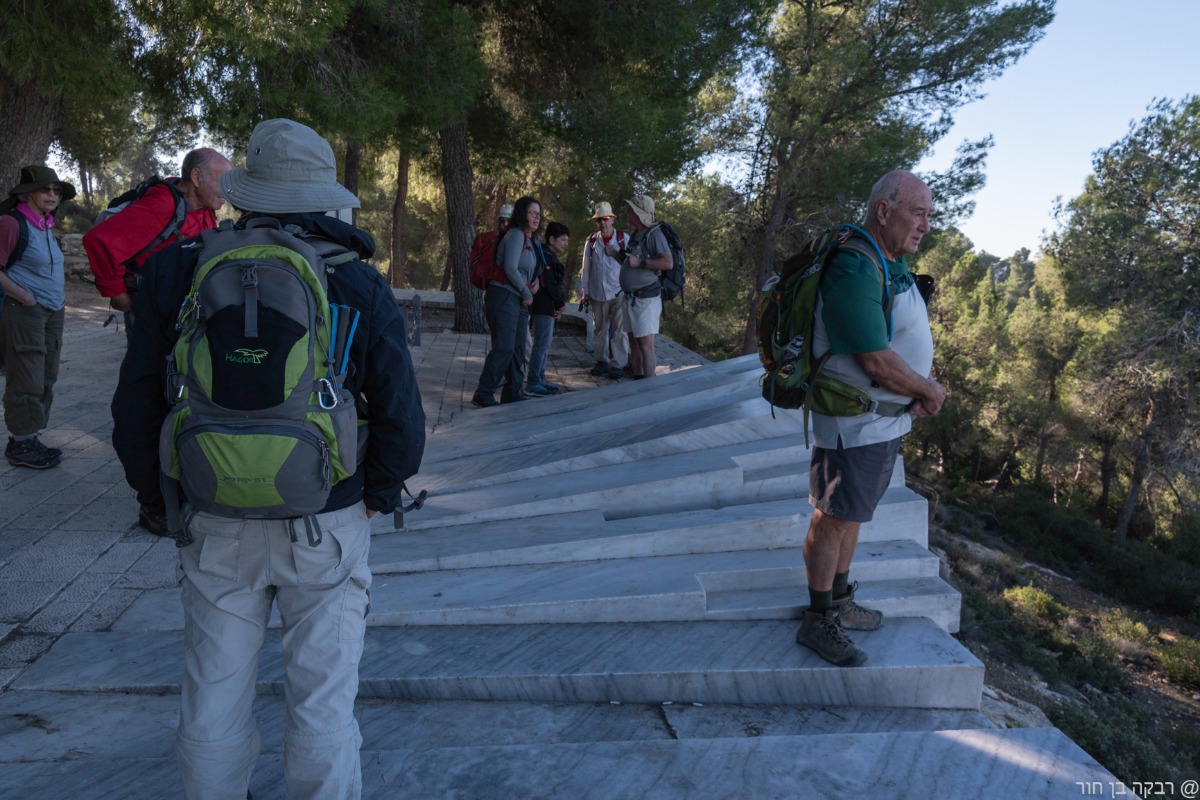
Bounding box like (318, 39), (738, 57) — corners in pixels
(37, 186), (63, 195)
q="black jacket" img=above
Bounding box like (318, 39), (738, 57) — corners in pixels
(530, 244), (566, 317)
(111, 212), (425, 515)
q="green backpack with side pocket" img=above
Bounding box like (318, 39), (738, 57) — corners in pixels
(756, 224), (911, 442)
(159, 218), (363, 523)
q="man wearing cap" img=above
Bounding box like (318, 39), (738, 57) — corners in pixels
(579, 202), (630, 379)
(620, 194), (672, 379)
(84, 147), (232, 535)
(0, 166), (75, 468)
(111, 118), (425, 799)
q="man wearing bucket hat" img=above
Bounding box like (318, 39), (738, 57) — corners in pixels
(0, 166), (75, 468)
(579, 201), (631, 379)
(620, 194), (672, 379)
(112, 118), (425, 799)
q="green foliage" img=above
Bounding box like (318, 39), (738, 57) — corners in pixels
(1003, 584), (1067, 622)
(983, 487), (1200, 620)
(1159, 636), (1200, 689)
(1049, 699), (1190, 790)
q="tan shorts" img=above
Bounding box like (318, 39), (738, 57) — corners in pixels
(622, 293), (662, 338)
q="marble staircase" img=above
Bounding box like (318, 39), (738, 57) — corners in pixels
(7, 354), (1125, 798)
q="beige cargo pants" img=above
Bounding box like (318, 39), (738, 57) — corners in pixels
(175, 502), (372, 799)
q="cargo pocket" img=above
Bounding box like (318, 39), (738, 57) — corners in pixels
(187, 512), (243, 582)
(340, 572), (371, 643)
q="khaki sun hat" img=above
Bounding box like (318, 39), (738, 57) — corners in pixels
(624, 195), (655, 227)
(591, 201), (615, 220)
(220, 118), (360, 214)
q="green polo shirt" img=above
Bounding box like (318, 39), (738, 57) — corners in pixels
(820, 249), (913, 354)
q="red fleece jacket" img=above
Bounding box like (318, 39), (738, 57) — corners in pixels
(82, 182), (217, 298)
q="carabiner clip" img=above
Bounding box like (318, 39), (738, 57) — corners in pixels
(318, 377), (338, 410)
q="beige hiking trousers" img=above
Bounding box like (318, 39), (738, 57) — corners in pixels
(175, 502), (372, 799)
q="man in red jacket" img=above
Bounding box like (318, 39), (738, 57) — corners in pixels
(84, 148), (232, 313)
(84, 147), (231, 535)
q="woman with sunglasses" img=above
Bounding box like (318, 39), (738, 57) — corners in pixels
(472, 195), (543, 407)
(0, 166), (75, 468)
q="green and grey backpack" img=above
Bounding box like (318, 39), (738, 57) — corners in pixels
(756, 224), (910, 442)
(159, 218), (362, 524)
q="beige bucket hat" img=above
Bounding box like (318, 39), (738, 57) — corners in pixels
(591, 201), (615, 220)
(624, 195), (655, 226)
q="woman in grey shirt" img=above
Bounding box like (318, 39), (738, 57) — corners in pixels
(472, 195), (543, 407)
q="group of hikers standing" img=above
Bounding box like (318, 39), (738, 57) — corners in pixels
(470, 194), (675, 407)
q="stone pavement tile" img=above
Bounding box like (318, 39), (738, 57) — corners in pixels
(5, 502), (85, 530)
(0, 632), (56, 669)
(100, 481), (138, 500)
(86, 542), (155, 576)
(0, 582), (61, 623)
(0, 530), (122, 583)
(114, 538), (179, 590)
(48, 480), (111, 508)
(57, 499), (139, 532)
(19, 457), (107, 493)
(57, 572), (121, 603)
(68, 587), (143, 633)
(0, 623), (14, 643)
(0, 669), (20, 689)
(24, 601), (90, 634)
(0, 491), (60, 528)
(0, 529), (51, 568)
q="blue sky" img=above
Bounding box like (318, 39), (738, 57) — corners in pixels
(916, 0), (1200, 258)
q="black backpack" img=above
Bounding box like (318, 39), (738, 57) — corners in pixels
(649, 221), (687, 302)
(1, 208), (29, 269)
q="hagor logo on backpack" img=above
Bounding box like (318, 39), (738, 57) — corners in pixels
(227, 348), (269, 364)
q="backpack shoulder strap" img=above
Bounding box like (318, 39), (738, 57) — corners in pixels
(2, 208), (29, 269)
(837, 225), (893, 340)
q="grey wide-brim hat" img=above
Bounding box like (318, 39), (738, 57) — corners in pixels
(220, 118), (360, 214)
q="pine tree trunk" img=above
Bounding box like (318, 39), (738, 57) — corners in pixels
(1115, 402), (1156, 543)
(344, 141), (362, 226)
(389, 150), (409, 289)
(439, 121), (486, 334)
(742, 168), (788, 354)
(0, 81), (62, 185)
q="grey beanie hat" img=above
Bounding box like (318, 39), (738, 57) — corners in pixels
(220, 118), (360, 214)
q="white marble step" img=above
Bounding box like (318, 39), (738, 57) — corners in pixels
(364, 539), (942, 627)
(704, 575), (962, 633)
(350, 727), (1116, 800)
(417, 411), (811, 496)
(371, 488), (928, 573)
(113, 539), (944, 631)
(0, 690), (1118, 800)
(17, 617), (984, 708)
(404, 436), (907, 531)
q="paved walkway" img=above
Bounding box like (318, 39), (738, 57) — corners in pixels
(0, 288), (707, 687)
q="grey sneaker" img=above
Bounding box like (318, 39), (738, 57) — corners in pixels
(589, 362), (609, 376)
(796, 608), (868, 667)
(5, 436), (61, 469)
(833, 581), (883, 631)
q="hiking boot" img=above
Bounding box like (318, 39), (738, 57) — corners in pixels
(5, 437), (61, 469)
(605, 366), (624, 379)
(138, 505), (170, 537)
(796, 608), (868, 667)
(589, 362), (609, 376)
(833, 581), (883, 631)
(471, 393), (499, 408)
(525, 383), (554, 397)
